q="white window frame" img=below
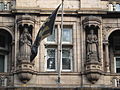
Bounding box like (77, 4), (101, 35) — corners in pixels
(46, 26), (58, 44)
(45, 48), (57, 71)
(62, 48), (72, 72)
(114, 57), (120, 73)
(62, 27), (73, 44)
(108, 3), (114, 11)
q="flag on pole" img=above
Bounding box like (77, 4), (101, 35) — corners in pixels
(30, 4), (61, 62)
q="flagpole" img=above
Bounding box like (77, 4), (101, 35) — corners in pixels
(58, 0), (64, 83)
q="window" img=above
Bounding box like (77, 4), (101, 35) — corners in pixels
(0, 55), (4, 72)
(0, 1), (11, 11)
(114, 57), (120, 73)
(46, 48), (72, 71)
(47, 27), (56, 42)
(62, 48), (72, 70)
(62, 28), (72, 43)
(0, 35), (5, 48)
(0, 2), (4, 10)
(46, 48), (56, 71)
(115, 4), (120, 11)
(108, 3), (120, 11)
(45, 25), (73, 72)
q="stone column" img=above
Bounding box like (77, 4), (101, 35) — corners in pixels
(104, 40), (110, 73)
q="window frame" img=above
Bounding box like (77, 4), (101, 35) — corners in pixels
(62, 48), (73, 72)
(114, 57), (120, 73)
(45, 48), (57, 71)
(45, 24), (73, 72)
(62, 26), (73, 44)
(0, 54), (7, 73)
(46, 25), (58, 44)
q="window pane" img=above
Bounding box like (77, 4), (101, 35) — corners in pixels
(62, 49), (71, 70)
(47, 49), (55, 57)
(0, 3), (4, 11)
(0, 55), (4, 72)
(116, 58), (120, 68)
(0, 35), (5, 48)
(115, 4), (120, 11)
(47, 58), (55, 69)
(62, 28), (72, 42)
(116, 58), (120, 73)
(47, 28), (55, 42)
(47, 49), (56, 70)
(62, 58), (71, 69)
(62, 49), (70, 57)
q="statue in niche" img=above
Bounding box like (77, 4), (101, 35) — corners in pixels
(86, 29), (100, 62)
(18, 26), (32, 62)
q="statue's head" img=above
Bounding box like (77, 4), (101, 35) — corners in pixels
(90, 29), (94, 34)
(24, 27), (28, 33)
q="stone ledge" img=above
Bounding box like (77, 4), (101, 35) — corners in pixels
(0, 87), (119, 90)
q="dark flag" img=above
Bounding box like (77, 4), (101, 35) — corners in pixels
(30, 4), (61, 61)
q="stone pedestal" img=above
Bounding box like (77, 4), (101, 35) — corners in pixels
(85, 62), (102, 84)
(16, 61), (34, 84)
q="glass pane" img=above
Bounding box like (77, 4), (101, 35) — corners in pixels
(62, 58), (71, 69)
(62, 49), (71, 70)
(0, 3), (4, 10)
(115, 4), (120, 11)
(0, 35), (5, 48)
(116, 58), (120, 68)
(116, 68), (120, 73)
(0, 55), (4, 72)
(47, 58), (55, 69)
(47, 49), (56, 70)
(62, 28), (72, 42)
(62, 49), (70, 57)
(47, 49), (55, 57)
(47, 28), (55, 42)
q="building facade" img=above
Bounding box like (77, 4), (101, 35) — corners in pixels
(0, 0), (120, 89)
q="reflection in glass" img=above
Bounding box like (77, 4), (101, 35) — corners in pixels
(47, 49), (55, 70)
(47, 28), (55, 42)
(0, 55), (4, 72)
(115, 4), (120, 11)
(62, 49), (71, 70)
(116, 58), (120, 73)
(62, 28), (72, 43)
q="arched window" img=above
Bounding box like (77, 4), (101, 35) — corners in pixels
(0, 29), (12, 73)
(109, 30), (120, 73)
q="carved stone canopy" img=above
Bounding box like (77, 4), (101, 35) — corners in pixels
(82, 16), (101, 30)
(16, 15), (36, 29)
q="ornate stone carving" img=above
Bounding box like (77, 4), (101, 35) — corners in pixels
(102, 25), (112, 41)
(83, 16), (102, 84)
(82, 16), (101, 29)
(18, 25), (32, 63)
(16, 15), (35, 84)
(86, 28), (100, 63)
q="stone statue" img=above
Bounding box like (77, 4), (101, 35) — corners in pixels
(86, 29), (100, 62)
(19, 27), (32, 62)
